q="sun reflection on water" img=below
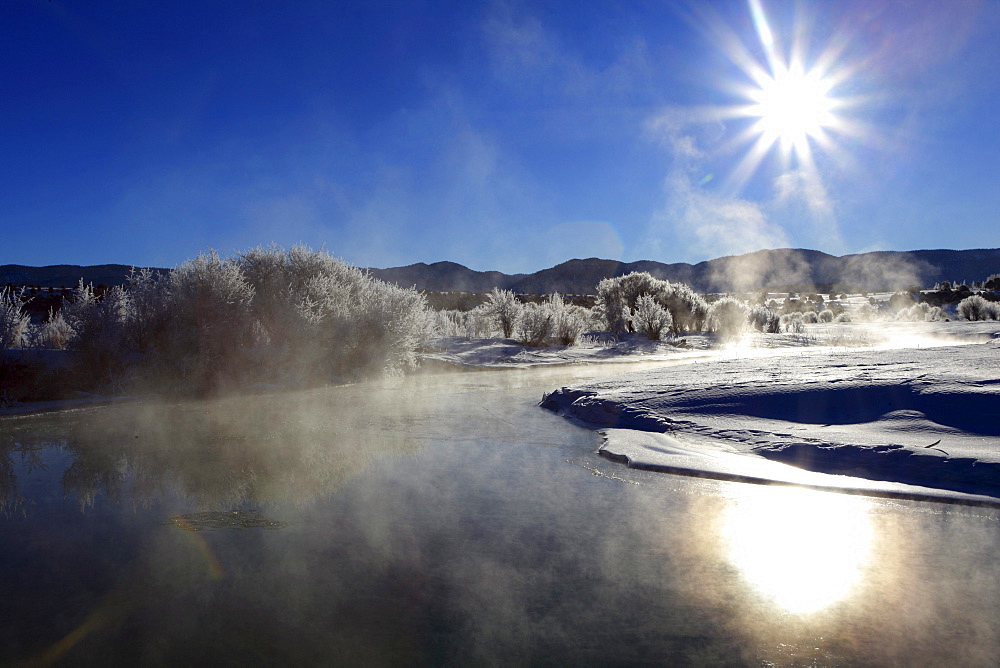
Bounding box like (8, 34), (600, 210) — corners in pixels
(723, 486), (874, 614)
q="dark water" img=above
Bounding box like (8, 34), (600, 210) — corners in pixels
(2, 363), (1000, 666)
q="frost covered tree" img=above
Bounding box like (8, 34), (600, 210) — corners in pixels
(60, 280), (99, 347)
(124, 267), (170, 351)
(896, 302), (948, 322)
(631, 293), (672, 340)
(596, 272), (660, 334)
(514, 294), (592, 347)
(853, 302), (879, 322)
(236, 245), (430, 379)
(485, 288), (522, 338)
(749, 304), (781, 332)
(545, 293), (588, 345)
(3, 246), (433, 397)
(779, 312), (805, 333)
(956, 295), (998, 321)
(40, 309), (73, 349)
(657, 281), (709, 333)
(516, 302), (554, 347)
(440, 305), (495, 339)
(0, 288), (31, 349)
(706, 297), (750, 340)
(596, 272), (708, 335)
(163, 251), (256, 388)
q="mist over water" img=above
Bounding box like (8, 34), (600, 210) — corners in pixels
(3, 364), (1000, 664)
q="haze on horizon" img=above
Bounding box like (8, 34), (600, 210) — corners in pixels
(4, 0), (999, 274)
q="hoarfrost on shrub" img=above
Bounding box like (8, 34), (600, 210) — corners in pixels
(596, 272), (707, 335)
(516, 302), (554, 346)
(485, 288), (522, 339)
(0, 288), (31, 350)
(632, 294), (672, 340)
(706, 297), (749, 340)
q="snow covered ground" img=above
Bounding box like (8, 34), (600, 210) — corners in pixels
(537, 321), (1000, 505)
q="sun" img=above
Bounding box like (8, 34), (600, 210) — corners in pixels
(709, 0), (860, 195)
(749, 63), (836, 147)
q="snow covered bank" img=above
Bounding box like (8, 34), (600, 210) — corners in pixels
(542, 324), (1000, 503)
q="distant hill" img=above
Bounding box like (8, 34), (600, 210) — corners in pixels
(370, 261), (526, 293)
(369, 248), (1000, 294)
(5, 248), (999, 294)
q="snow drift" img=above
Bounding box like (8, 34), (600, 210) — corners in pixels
(542, 333), (1000, 502)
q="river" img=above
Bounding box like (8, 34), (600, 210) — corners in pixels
(2, 361), (999, 665)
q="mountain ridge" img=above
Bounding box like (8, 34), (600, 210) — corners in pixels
(4, 248), (999, 294)
(370, 248), (1000, 293)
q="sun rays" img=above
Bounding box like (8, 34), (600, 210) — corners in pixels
(698, 0), (866, 201)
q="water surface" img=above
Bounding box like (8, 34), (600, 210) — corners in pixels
(2, 363), (999, 665)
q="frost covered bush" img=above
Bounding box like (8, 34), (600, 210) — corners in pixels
(51, 282), (142, 392)
(596, 272), (657, 334)
(801, 310), (819, 324)
(433, 308), (495, 339)
(957, 295), (1000, 321)
(547, 294), (588, 345)
(156, 251), (256, 389)
(818, 309), (835, 323)
(748, 304), (780, 333)
(834, 312), (852, 323)
(14, 247), (434, 396)
(779, 312), (805, 334)
(896, 302), (948, 322)
(706, 297), (749, 340)
(485, 288), (522, 338)
(59, 280), (99, 346)
(0, 288), (31, 349)
(462, 305), (497, 339)
(516, 302), (554, 346)
(632, 294), (672, 340)
(124, 267), (170, 351)
(660, 281), (709, 332)
(43, 245), (434, 395)
(927, 305), (949, 321)
(234, 245), (430, 381)
(596, 272), (708, 335)
(40, 309), (73, 349)
(62, 282), (135, 352)
(853, 302), (879, 322)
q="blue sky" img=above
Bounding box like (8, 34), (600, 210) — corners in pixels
(4, 0), (999, 273)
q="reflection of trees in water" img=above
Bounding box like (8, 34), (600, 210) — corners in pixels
(0, 443), (22, 515)
(0, 440), (47, 515)
(9, 390), (421, 511)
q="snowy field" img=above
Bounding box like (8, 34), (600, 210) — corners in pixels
(535, 321), (1000, 505)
